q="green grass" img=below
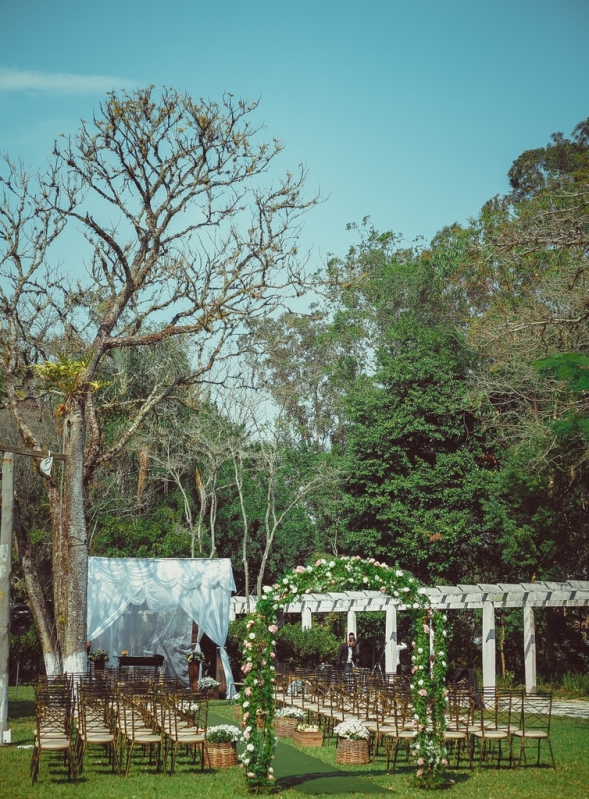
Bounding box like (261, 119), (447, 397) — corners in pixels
(4, 687), (589, 799)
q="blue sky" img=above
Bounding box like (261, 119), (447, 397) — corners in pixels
(2, 0), (588, 262)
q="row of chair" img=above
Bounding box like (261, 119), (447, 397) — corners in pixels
(274, 668), (556, 771)
(31, 674), (211, 783)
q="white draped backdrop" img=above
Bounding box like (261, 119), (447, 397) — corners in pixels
(87, 557), (236, 695)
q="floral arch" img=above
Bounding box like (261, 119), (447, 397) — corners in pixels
(238, 556), (448, 790)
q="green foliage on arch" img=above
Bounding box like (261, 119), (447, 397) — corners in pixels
(237, 555), (448, 790)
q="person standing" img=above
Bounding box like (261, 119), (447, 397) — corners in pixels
(337, 632), (360, 672)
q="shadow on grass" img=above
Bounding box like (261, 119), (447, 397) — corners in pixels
(8, 698), (35, 719)
(277, 770), (355, 789)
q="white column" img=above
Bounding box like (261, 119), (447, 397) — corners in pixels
(385, 606), (398, 674)
(347, 610), (356, 638)
(301, 606), (312, 630)
(524, 606), (537, 695)
(482, 601), (496, 691)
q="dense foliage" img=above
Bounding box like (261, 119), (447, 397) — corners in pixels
(4, 110), (589, 688)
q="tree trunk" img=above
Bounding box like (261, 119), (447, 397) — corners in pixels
(13, 500), (61, 676)
(56, 399), (89, 674)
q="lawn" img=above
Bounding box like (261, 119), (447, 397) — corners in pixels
(3, 687), (588, 799)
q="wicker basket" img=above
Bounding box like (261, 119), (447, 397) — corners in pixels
(275, 717), (297, 738)
(293, 729), (323, 747)
(336, 739), (369, 765)
(233, 705), (242, 720)
(205, 742), (238, 768)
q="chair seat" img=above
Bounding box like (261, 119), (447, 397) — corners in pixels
(132, 733), (162, 744)
(444, 730), (467, 740)
(512, 729), (548, 739)
(37, 738), (72, 751)
(472, 729), (509, 739)
(83, 732), (115, 744)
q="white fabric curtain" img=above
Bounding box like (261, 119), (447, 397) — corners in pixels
(87, 558), (236, 692)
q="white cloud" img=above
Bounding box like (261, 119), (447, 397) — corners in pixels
(0, 68), (136, 94)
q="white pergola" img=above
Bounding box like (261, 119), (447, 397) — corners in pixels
(231, 580), (589, 693)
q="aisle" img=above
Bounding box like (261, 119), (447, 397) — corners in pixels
(208, 710), (388, 795)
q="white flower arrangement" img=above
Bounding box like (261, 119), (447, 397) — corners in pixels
(198, 677), (220, 690)
(333, 720), (370, 741)
(296, 723), (319, 732)
(88, 648), (109, 662)
(275, 707), (305, 719)
(185, 649), (206, 663)
(206, 725), (241, 743)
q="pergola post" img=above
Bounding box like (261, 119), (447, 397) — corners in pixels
(482, 601), (496, 691)
(523, 606), (537, 695)
(347, 610), (356, 638)
(301, 606), (312, 630)
(385, 606), (398, 674)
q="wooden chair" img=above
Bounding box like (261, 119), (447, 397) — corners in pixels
(470, 689), (520, 768)
(76, 688), (120, 775)
(31, 694), (76, 784)
(117, 693), (163, 776)
(162, 694), (208, 774)
(512, 692), (556, 769)
(444, 687), (474, 768)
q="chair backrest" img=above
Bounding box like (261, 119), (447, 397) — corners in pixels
(522, 692), (553, 733)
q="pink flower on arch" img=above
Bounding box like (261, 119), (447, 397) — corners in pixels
(418, 689), (428, 697)
(268, 625), (278, 634)
(417, 758), (424, 766)
(246, 620), (255, 629)
(270, 652), (276, 658)
(417, 769), (423, 778)
(245, 687), (252, 696)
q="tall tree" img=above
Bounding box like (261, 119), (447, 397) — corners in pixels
(0, 86), (317, 673)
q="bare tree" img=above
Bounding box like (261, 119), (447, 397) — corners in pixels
(0, 86), (318, 673)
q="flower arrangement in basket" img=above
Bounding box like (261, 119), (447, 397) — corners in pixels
(275, 706), (305, 737)
(205, 725), (241, 768)
(293, 722), (323, 747)
(334, 720), (370, 765)
(185, 649), (206, 664)
(199, 676), (221, 698)
(199, 676), (220, 689)
(88, 648), (109, 663)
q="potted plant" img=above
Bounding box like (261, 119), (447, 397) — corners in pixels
(205, 725), (241, 768)
(185, 649), (206, 691)
(198, 676), (221, 699)
(333, 720), (370, 765)
(293, 722), (323, 747)
(275, 707), (305, 737)
(88, 648), (109, 671)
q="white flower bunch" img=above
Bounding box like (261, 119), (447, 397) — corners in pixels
(276, 707), (305, 719)
(333, 720), (370, 741)
(206, 725), (241, 743)
(198, 677), (220, 689)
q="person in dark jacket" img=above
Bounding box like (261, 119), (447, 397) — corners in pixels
(337, 632), (360, 671)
